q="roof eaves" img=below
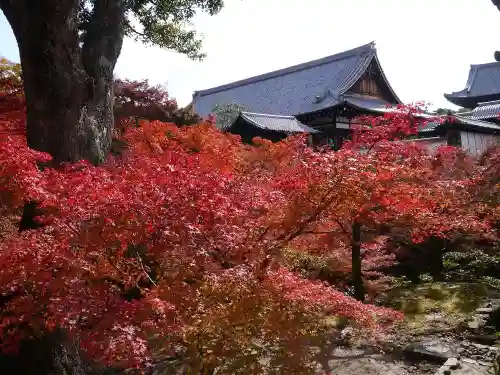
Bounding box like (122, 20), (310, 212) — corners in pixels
(240, 112), (319, 134)
(238, 112), (264, 130)
(444, 65), (482, 99)
(477, 99), (500, 106)
(372, 53), (403, 104)
(458, 111), (473, 117)
(241, 111), (296, 119)
(445, 62), (500, 100)
(454, 114), (500, 130)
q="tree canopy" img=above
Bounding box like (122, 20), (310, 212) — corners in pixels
(212, 102), (246, 130)
(2, 68), (499, 372)
(78, 0), (224, 60)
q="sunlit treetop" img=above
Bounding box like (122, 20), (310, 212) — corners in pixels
(78, 0), (224, 60)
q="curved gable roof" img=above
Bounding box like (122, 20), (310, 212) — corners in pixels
(445, 62), (500, 106)
(192, 42), (397, 117)
(231, 112), (320, 134)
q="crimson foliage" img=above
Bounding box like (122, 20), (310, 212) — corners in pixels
(0, 64), (497, 372)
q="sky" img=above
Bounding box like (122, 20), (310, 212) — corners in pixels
(1, 0), (500, 110)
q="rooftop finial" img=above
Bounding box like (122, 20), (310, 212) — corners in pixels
(495, 51), (500, 62)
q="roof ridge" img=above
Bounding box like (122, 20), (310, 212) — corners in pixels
(471, 61), (500, 68)
(455, 113), (500, 123)
(336, 51), (374, 95)
(477, 99), (500, 106)
(372, 54), (403, 104)
(193, 42), (375, 98)
(241, 111), (296, 119)
(238, 112), (318, 133)
(465, 65), (478, 92)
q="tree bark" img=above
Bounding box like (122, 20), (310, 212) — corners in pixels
(351, 222), (365, 302)
(0, 329), (90, 375)
(0, 0), (125, 164)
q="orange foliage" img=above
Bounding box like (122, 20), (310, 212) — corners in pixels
(0, 62), (496, 373)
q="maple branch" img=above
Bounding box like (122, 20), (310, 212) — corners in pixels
(64, 220), (80, 236)
(255, 174), (346, 279)
(334, 218), (350, 237)
(365, 140), (380, 155)
(200, 231), (235, 269)
(136, 251), (157, 286)
(301, 230), (337, 235)
(301, 219), (351, 238)
(480, 162), (498, 177)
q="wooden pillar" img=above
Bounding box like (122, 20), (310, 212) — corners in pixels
(446, 111), (462, 147)
(331, 108), (342, 151)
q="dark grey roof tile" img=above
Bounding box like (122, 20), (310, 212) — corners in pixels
(468, 100), (500, 120)
(454, 114), (500, 130)
(445, 62), (500, 100)
(343, 94), (394, 113)
(236, 112), (320, 134)
(192, 43), (377, 117)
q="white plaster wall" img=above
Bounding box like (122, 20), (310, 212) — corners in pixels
(460, 131), (500, 156)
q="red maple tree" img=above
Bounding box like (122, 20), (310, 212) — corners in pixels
(113, 79), (200, 134)
(0, 59), (494, 373)
(262, 105), (492, 300)
(0, 115), (401, 372)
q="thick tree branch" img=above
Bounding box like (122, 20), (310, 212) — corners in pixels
(82, 0), (126, 80)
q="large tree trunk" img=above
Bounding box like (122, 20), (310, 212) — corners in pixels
(1, 0), (125, 164)
(0, 329), (90, 375)
(351, 222), (365, 302)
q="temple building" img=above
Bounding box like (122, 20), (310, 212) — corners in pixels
(445, 58), (500, 111)
(443, 52), (500, 154)
(191, 42), (500, 155)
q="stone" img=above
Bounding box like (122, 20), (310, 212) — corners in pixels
(468, 334), (498, 345)
(462, 358), (477, 364)
(444, 358), (460, 370)
(476, 307), (495, 314)
(404, 340), (459, 362)
(467, 315), (488, 330)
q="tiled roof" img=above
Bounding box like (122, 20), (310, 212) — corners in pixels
(445, 62), (500, 103)
(233, 112), (320, 134)
(419, 115), (500, 133)
(343, 94), (394, 113)
(192, 42), (398, 117)
(466, 100), (500, 120)
(303, 93), (395, 115)
(418, 121), (441, 133)
(453, 114), (500, 131)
